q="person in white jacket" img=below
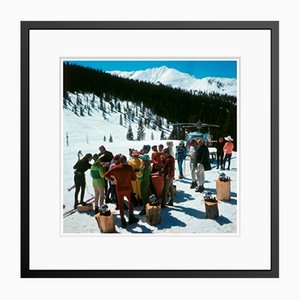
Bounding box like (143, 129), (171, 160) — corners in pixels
(188, 139), (198, 189)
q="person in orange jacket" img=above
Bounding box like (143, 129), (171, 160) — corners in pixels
(223, 135), (234, 170)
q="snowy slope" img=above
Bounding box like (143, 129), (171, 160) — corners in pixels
(109, 66), (237, 96)
(62, 94), (238, 235)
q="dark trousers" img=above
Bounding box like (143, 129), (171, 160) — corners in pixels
(223, 153), (232, 170)
(109, 184), (118, 202)
(74, 174), (86, 204)
(217, 152), (224, 169)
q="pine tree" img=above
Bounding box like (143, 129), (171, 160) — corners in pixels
(63, 98), (68, 109)
(109, 134), (113, 142)
(76, 93), (81, 106)
(117, 102), (121, 112)
(104, 135), (106, 142)
(120, 114), (123, 126)
(156, 116), (162, 129)
(73, 104), (78, 115)
(151, 132), (154, 140)
(66, 132), (69, 146)
(80, 106), (84, 117)
(137, 118), (145, 141)
(91, 94), (95, 109)
(160, 131), (165, 140)
(126, 124), (134, 141)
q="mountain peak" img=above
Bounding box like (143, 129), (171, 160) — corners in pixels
(109, 66), (236, 96)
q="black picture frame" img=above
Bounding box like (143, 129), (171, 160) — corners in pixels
(21, 21), (279, 278)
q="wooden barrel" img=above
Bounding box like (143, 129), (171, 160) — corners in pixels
(146, 203), (161, 225)
(151, 174), (164, 197)
(216, 179), (231, 201)
(204, 200), (219, 219)
(95, 212), (115, 233)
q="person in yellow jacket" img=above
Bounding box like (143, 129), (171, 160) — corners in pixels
(128, 150), (143, 205)
(223, 135), (234, 170)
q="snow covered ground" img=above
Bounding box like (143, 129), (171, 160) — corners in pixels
(62, 94), (238, 235)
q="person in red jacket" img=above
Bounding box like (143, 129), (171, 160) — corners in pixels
(151, 144), (164, 173)
(105, 154), (139, 228)
(160, 148), (175, 207)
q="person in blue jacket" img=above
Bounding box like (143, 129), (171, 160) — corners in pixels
(175, 140), (187, 179)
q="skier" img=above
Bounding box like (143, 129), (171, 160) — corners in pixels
(195, 138), (211, 193)
(175, 140), (187, 179)
(189, 139), (198, 189)
(137, 155), (152, 215)
(151, 144), (164, 173)
(216, 136), (225, 169)
(105, 155), (139, 228)
(128, 150), (143, 205)
(98, 145), (114, 203)
(160, 148), (175, 207)
(90, 154), (105, 214)
(166, 140), (174, 157)
(223, 135), (234, 170)
(72, 152), (92, 209)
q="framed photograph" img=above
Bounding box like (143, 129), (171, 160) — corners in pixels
(21, 21), (279, 278)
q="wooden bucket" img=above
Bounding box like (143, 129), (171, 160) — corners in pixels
(77, 203), (93, 213)
(95, 212), (115, 233)
(146, 203), (161, 225)
(216, 179), (231, 201)
(204, 200), (219, 219)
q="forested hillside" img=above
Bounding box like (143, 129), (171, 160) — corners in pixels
(63, 63), (237, 140)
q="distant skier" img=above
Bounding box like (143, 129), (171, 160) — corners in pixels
(72, 152), (92, 209)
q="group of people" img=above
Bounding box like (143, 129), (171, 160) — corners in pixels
(71, 135), (234, 229)
(72, 143), (177, 228)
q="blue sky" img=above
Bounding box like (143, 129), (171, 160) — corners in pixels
(66, 60), (237, 79)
